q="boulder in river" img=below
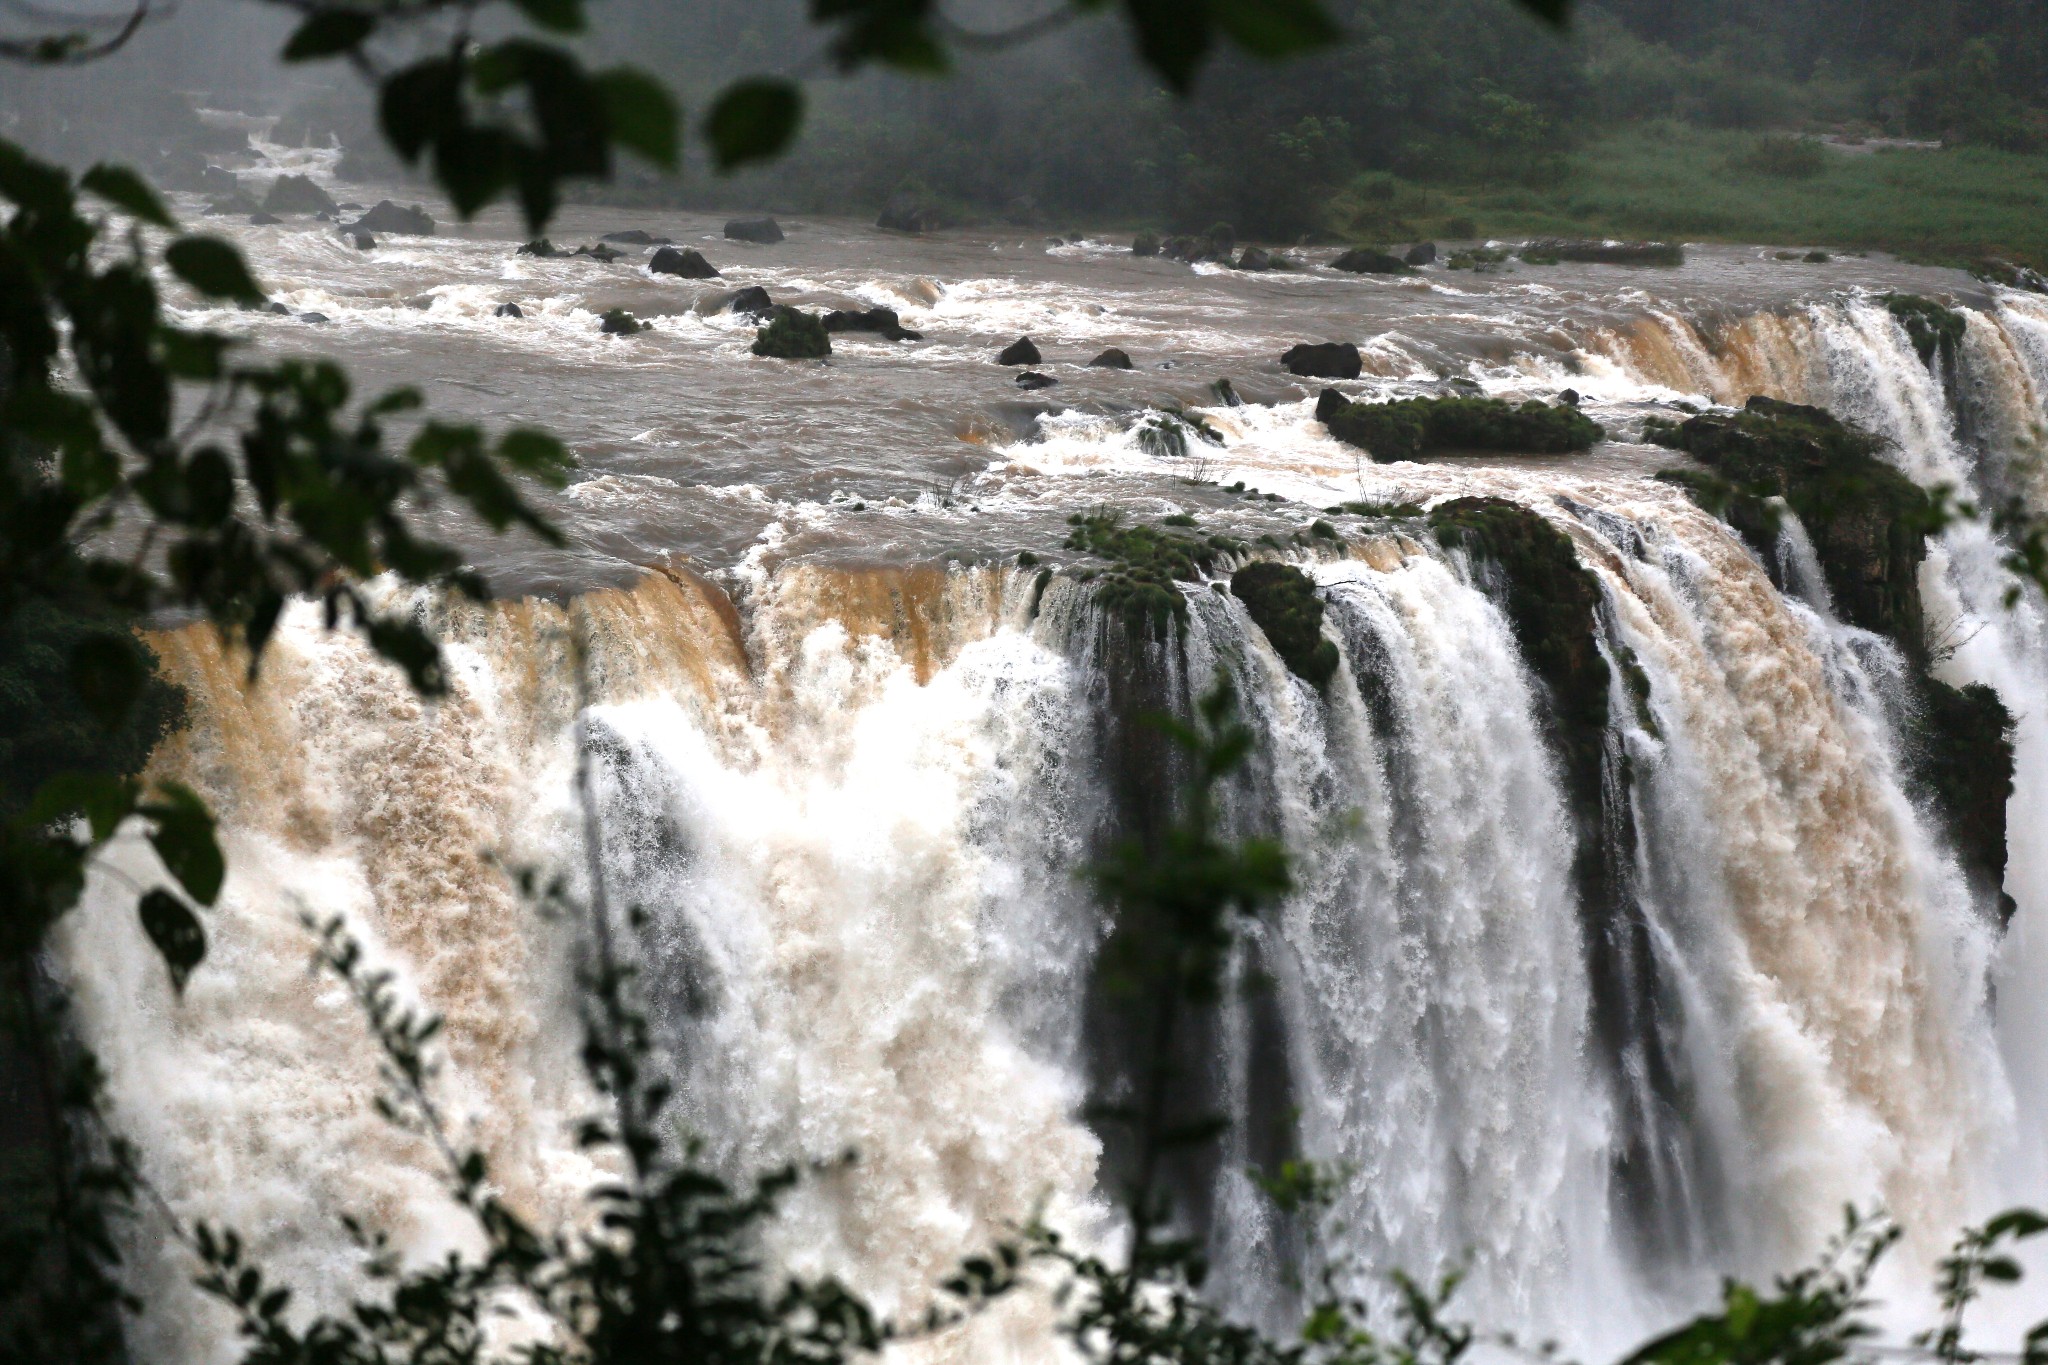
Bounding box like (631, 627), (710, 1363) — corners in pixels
(650, 246), (720, 279)
(602, 229), (670, 245)
(1088, 347), (1134, 369)
(1331, 247), (1413, 275)
(724, 285), (773, 319)
(1235, 247), (1276, 272)
(725, 216), (784, 244)
(877, 191), (944, 234)
(998, 337), (1041, 366)
(298, 312), (329, 324)
(262, 173), (337, 215)
(1521, 238), (1683, 266)
(1405, 241), (1437, 265)
(1282, 341), (1363, 379)
(575, 243), (625, 263)
(346, 201), (436, 236)
(518, 238), (558, 257)
(1132, 231), (1160, 257)
(349, 231), (376, 250)
(822, 306), (921, 341)
(599, 308), (648, 336)
(249, 211), (282, 225)
(1016, 371), (1058, 390)
(198, 165), (242, 196)
(496, 303), (524, 318)
(1160, 232), (1231, 265)
(752, 306), (831, 359)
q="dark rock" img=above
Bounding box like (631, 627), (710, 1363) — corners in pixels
(1318, 391), (1604, 461)
(602, 229), (669, 244)
(1331, 247), (1413, 275)
(650, 246), (720, 279)
(725, 216), (784, 244)
(1232, 562), (1339, 687)
(518, 239), (558, 257)
(998, 337), (1042, 366)
(337, 202), (364, 211)
(262, 173), (336, 215)
(346, 201), (436, 236)
(878, 191), (944, 234)
(599, 308), (648, 336)
(198, 165), (242, 196)
(1884, 293), (1966, 366)
(1405, 242), (1438, 265)
(495, 303), (524, 318)
(249, 212), (283, 225)
(1521, 238), (1683, 266)
(1560, 388), (1581, 406)
(1132, 231), (1160, 257)
(1214, 378), (1243, 407)
(1905, 680), (2017, 924)
(350, 231), (376, 250)
(574, 243), (624, 263)
(751, 306), (831, 359)
(315, 210), (332, 222)
(1160, 232), (1232, 265)
(298, 312), (328, 323)
(822, 307), (921, 341)
(262, 301), (291, 315)
(1015, 371), (1058, 390)
(1282, 342), (1363, 379)
(725, 285), (773, 319)
(1648, 395), (1929, 639)
(1088, 347), (1134, 369)
(1235, 247), (1276, 271)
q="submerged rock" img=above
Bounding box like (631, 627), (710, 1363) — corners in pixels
(518, 238), (558, 257)
(206, 194), (260, 217)
(346, 200), (435, 236)
(752, 306), (831, 359)
(495, 303), (524, 318)
(725, 216), (784, 244)
(298, 312), (328, 323)
(1015, 371), (1058, 389)
(1331, 247), (1413, 275)
(1231, 562), (1339, 687)
(349, 231), (376, 250)
(599, 308), (648, 336)
(575, 243), (624, 263)
(602, 229), (670, 244)
(650, 246), (720, 279)
(822, 307), (921, 341)
(998, 336), (1042, 366)
(1088, 347), (1134, 369)
(1281, 341), (1362, 379)
(1235, 246), (1277, 271)
(249, 211), (282, 225)
(262, 173), (336, 215)
(1318, 390), (1604, 461)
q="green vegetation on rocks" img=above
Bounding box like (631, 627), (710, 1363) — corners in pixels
(1330, 247), (1413, 274)
(751, 306), (831, 359)
(1231, 562), (1340, 687)
(1648, 396), (1932, 639)
(599, 308), (647, 335)
(1883, 293), (1967, 366)
(1063, 512), (1244, 634)
(1317, 390), (1604, 461)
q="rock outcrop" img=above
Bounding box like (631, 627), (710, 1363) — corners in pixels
(998, 337), (1042, 366)
(752, 306), (831, 359)
(822, 307), (921, 341)
(725, 217), (784, 244)
(1281, 342), (1362, 379)
(346, 201), (435, 236)
(262, 173), (337, 215)
(649, 246), (720, 279)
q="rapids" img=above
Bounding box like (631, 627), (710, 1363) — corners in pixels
(56, 139), (2048, 1361)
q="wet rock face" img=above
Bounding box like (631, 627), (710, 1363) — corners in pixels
(1649, 395), (1930, 641)
(1230, 562), (1339, 687)
(1907, 679), (2017, 924)
(998, 337), (1042, 366)
(723, 286), (773, 319)
(650, 246), (721, 279)
(724, 217), (784, 244)
(1281, 342), (1362, 379)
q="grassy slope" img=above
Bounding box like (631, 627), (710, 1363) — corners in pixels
(1332, 124), (2048, 268)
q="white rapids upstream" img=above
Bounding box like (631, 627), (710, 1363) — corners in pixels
(53, 135), (2048, 1362)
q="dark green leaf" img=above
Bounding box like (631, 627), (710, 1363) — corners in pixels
(703, 79), (803, 172)
(1987, 1209), (2048, 1240)
(70, 632), (146, 723)
(509, 0), (586, 32)
(1212, 0), (1341, 57)
(597, 68), (679, 168)
(165, 237), (263, 303)
(138, 888), (206, 991)
(81, 164), (175, 227)
(1512, 0), (1571, 24)
(26, 774), (138, 841)
(282, 9), (376, 61)
(1120, 0), (1213, 92)
(498, 428), (572, 481)
(143, 782), (224, 905)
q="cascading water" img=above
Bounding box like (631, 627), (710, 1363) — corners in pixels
(56, 181), (2048, 1361)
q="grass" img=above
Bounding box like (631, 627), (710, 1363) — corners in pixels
(1329, 123), (2048, 269)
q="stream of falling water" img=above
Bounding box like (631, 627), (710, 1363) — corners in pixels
(53, 197), (2048, 1361)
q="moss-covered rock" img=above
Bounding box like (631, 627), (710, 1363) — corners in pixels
(751, 306), (831, 359)
(1231, 562), (1339, 687)
(1649, 395), (1931, 640)
(1883, 293), (1966, 366)
(599, 308), (647, 335)
(1906, 679), (2016, 923)
(1331, 247), (1413, 275)
(1521, 238), (1683, 266)
(1319, 391), (1604, 461)
(1064, 511), (1243, 635)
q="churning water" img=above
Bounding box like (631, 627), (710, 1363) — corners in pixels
(56, 135), (2048, 1361)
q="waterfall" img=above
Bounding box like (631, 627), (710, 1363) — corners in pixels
(55, 285), (2048, 1362)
